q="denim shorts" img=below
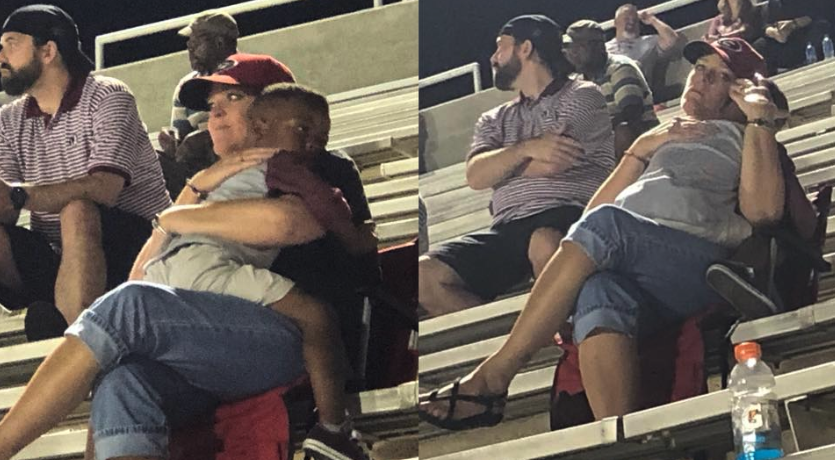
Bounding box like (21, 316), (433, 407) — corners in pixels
(65, 282), (304, 460)
(563, 205), (732, 343)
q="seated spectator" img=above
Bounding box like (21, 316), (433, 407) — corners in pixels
(753, 0), (834, 74)
(564, 20), (659, 158)
(0, 5), (171, 340)
(418, 15), (615, 317)
(157, 10), (239, 196)
(704, 0), (764, 44)
(606, 4), (685, 95)
(419, 38), (786, 430)
(0, 56), (371, 460)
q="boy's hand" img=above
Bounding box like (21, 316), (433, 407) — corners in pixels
(266, 153), (353, 230)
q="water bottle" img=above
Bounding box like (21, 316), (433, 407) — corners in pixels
(823, 35), (835, 59)
(729, 342), (784, 460)
(805, 42), (818, 65)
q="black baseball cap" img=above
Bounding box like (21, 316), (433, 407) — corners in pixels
(2, 5), (94, 75)
(499, 14), (568, 64)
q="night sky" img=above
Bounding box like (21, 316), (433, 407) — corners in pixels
(419, 0), (720, 108)
(0, 0), (391, 68)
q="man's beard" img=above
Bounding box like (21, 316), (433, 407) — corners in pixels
(493, 54), (522, 91)
(1, 56), (42, 96)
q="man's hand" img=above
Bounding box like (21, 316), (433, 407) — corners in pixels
(523, 126), (584, 170)
(638, 10), (656, 25)
(266, 153), (353, 230)
(157, 128), (178, 158)
(729, 76), (778, 124)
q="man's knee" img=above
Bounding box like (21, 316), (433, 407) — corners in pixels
(60, 199), (102, 243)
(271, 287), (336, 334)
(419, 256), (463, 296)
(527, 227), (564, 276)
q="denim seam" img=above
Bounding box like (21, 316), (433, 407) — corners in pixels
(96, 425), (168, 437)
(69, 310), (129, 372)
(573, 302), (639, 318)
(565, 223), (614, 270)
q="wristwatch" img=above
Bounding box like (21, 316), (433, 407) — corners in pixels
(9, 186), (28, 211)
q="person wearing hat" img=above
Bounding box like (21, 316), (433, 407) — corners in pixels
(564, 19), (659, 159)
(0, 55), (372, 460)
(0, 5), (171, 340)
(419, 14), (616, 318)
(420, 37), (788, 430)
(157, 9), (240, 193)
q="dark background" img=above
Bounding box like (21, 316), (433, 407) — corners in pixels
(0, 0), (396, 69)
(419, 0), (721, 108)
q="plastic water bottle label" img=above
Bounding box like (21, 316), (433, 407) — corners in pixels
(741, 403), (764, 430)
(735, 448), (784, 460)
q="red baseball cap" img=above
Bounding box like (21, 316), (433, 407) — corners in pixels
(178, 53), (296, 111)
(683, 38), (767, 80)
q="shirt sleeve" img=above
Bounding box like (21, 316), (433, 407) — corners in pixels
(87, 88), (146, 186)
(564, 85), (617, 171)
(0, 117), (23, 184)
(467, 110), (504, 161)
(610, 62), (651, 126)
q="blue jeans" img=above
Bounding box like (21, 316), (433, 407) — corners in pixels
(563, 205), (733, 343)
(65, 282), (304, 460)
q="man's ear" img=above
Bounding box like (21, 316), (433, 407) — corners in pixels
(517, 39), (534, 60)
(39, 40), (60, 66)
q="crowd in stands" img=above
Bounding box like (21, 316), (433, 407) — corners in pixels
(0, 4), (395, 460)
(418, 0), (831, 437)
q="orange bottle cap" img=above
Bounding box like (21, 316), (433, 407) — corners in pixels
(735, 342), (762, 362)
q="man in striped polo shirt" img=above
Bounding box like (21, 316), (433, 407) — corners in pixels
(0, 5), (171, 340)
(419, 15), (616, 317)
(564, 20), (659, 159)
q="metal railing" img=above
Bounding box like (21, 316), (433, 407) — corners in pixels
(419, 62), (483, 93)
(94, 0), (386, 70)
(600, 0), (706, 30)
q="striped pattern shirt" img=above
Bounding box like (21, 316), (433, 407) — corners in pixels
(171, 71), (210, 139)
(469, 79), (616, 225)
(586, 54), (658, 127)
(0, 75), (172, 246)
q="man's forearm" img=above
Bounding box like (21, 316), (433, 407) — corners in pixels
(22, 172), (125, 213)
(466, 144), (529, 190)
(650, 17), (682, 51)
(739, 125), (785, 225)
(159, 197), (325, 247)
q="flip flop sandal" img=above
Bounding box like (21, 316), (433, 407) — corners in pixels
(418, 377), (508, 431)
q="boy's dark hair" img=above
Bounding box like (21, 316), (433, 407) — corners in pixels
(249, 82), (329, 118)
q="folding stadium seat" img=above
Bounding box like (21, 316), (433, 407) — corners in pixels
(549, 185), (833, 432)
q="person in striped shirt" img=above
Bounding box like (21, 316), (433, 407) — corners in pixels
(421, 38), (787, 431)
(419, 15), (616, 318)
(0, 5), (171, 340)
(564, 20), (659, 159)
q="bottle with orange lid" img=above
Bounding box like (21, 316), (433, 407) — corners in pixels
(729, 342), (784, 460)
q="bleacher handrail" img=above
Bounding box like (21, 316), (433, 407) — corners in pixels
(599, 0), (707, 30)
(329, 76), (418, 105)
(419, 63), (483, 94)
(94, 0), (386, 70)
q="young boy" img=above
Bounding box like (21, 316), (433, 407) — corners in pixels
(137, 84), (369, 460)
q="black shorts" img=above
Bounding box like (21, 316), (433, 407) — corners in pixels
(0, 205), (152, 309)
(428, 205), (584, 301)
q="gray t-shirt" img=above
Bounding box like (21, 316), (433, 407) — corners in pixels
(614, 120), (752, 247)
(146, 163), (280, 273)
